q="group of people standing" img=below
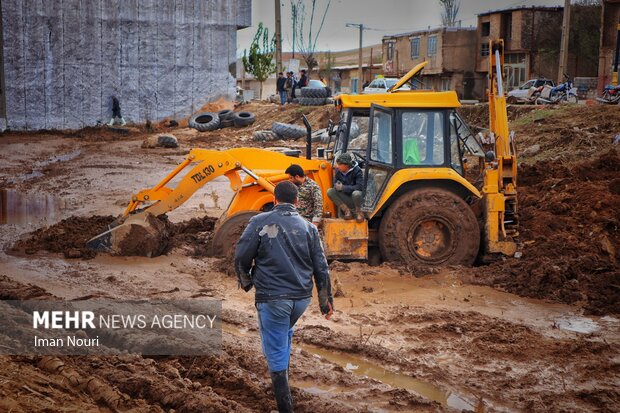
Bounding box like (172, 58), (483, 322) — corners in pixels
(276, 70), (308, 105)
(234, 153), (365, 412)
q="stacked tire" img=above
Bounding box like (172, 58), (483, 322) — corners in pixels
(188, 109), (256, 132)
(299, 86), (329, 106)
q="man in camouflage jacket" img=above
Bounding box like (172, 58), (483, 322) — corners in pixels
(285, 164), (323, 224)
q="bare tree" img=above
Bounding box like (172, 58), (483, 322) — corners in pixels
(291, 0), (331, 76)
(439, 0), (460, 27)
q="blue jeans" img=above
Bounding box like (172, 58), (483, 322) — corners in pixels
(279, 90), (287, 105)
(256, 298), (311, 372)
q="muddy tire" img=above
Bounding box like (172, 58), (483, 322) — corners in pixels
(157, 134), (179, 148)
(219, 118), (234, 128)
(189, 112), (220, 132)
(300, 87), (329, 98)
(233, 111), (256, 127)
(218, 109), (234, 121)
(379, 188), (480, 266)
(299, 97), (326, 106)
(211, 211), (259, 257)
(506, 96), (517, 104)
(272, 122), (306, 140)
(252, 130), (277, 141)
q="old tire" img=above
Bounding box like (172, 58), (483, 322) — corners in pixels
(211, 211), (259, 257)
(272, 122), (306, 140)
(220, 118), (234, 128)
(189, 112), (220, 132)
(218, 109), (234, 120)
(299, 97), (326, 106)
(252, 130), (277, 141)
(301, 87), (329, 98)
(233, 111), (256, 127)
(506, 96), (517, 104)
(157, 134), (179, 148)
(379, 189), (480, 266)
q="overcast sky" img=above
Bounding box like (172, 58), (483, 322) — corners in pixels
(237, 0), (565, 55)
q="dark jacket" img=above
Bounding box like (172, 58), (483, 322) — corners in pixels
(276, 76), (286, 92)
(234, 203), (331, 303)
(334, 163), (364, 194)
(298, 74), (308, 88)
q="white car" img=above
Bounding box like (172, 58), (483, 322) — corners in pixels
(507, 79), (555, 104)
(363, 78), (410, 94)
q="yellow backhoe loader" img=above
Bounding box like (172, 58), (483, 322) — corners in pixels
(88, 39), (517, 266)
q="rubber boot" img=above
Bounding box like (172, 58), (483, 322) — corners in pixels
(339, 204), (353, 220)
(355, 208), (364, 223)
(270, 370), (293, 413)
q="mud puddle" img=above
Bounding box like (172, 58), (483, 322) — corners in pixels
(13, 149), (81, 182)
(0, 189), (67, 225)
(554, 315), (600, 334)
(223, 323), (485, 411)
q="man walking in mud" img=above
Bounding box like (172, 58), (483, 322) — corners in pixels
(235, 181), (333, 413)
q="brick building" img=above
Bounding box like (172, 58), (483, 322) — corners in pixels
(598, 0), (620, 93)
(382, 27), (483, 100)
(476, 6), (564, 90)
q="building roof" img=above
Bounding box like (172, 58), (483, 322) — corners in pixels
(477, 5), (563, 17)
(382, 26), (475, 41)
(332, 63), (382, 70)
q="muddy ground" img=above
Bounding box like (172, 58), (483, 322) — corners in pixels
(0, 102), (619, 412)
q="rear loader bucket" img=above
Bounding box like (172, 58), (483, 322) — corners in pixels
(86, 212), (171, 257)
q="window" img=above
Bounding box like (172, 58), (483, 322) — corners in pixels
(481, 22), (490, 37)
(441, 78), (450, 91)
(502, 13), (512, 41)
(481, 43), (489, 57)
(370, 110), (393, 164)
(427, 36), (437, 56)
(410, 37), (420, 58)
(386, 42), (394, 60)
(401, 111), (445, 166)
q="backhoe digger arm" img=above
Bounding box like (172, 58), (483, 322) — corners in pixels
(483, 39), (518, 258)
(122, 148), (275, 218)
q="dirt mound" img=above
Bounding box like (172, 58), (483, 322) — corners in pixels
(0, 274), (56, 300)
(169, 216), (217, 256)
(457, 104), (538, 131)
(468, 149), (620, 315)
(10, 215), (116, 259)
(10, 214), (219, 259)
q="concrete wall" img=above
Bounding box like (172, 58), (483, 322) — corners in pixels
(0, 0), (250, 131)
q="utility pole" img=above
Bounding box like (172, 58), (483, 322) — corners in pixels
(275, 0), (282, 73)
(346, 23), (364, 93)
(557, 0), (571, 83)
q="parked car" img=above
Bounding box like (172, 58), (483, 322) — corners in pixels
(304, 79), (331, 97)
(507, 79), (555, 104)
(363, 77), (411, 94)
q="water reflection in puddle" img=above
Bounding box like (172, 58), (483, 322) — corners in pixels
(223, 323), (485, 411)
(554, 316), (600, 334)
(0, 189), (66, 225)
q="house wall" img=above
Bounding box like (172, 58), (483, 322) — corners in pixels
(0, 0), (250, 131)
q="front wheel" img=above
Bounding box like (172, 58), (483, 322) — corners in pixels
(379, 189), (480, 266)
(210, 211), (259, 257)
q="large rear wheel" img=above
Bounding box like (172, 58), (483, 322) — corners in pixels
(210, 211), (259, 257)
(379, 189), (480, 266)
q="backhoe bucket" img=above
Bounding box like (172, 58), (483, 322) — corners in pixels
(86, 212), (171, 257)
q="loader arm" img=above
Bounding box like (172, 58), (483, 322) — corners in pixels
(483, 39), (518, 257)
(86, 147), (329, 256)
(121, 148), (277, 218)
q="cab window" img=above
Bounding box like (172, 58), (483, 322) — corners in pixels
(370, 110), (392, 163)
(401, 111), (445, 166)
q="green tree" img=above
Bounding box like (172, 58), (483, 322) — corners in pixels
(242, 23), (276, 100)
